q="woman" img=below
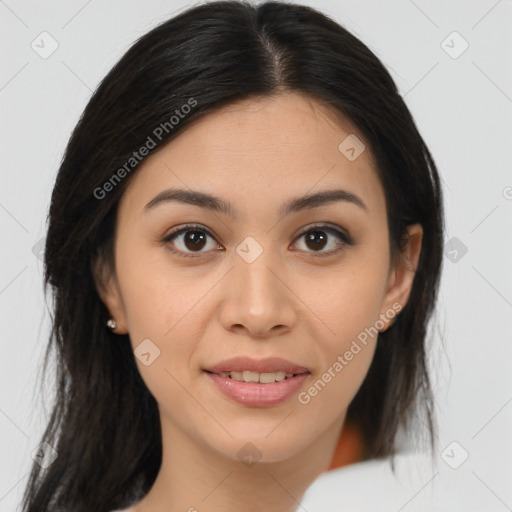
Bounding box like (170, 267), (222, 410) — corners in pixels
(21, 1), (444, 511)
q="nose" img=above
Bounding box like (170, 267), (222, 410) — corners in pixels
(218, 248), (297, 339)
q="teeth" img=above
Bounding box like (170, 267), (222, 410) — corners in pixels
(242, 370), (260, 382)
(217, 370), (297, 383)
(260, 371), (286, 383)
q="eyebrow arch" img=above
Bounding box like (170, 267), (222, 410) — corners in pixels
(143, 187), (368, 218)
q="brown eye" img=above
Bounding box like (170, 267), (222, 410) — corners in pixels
(162, 223), (352, 259)
(292, 225), (352, 258)
(163, 225), (221, 258)
(180, 230), (208, 251)
(304, 230), (328, 251)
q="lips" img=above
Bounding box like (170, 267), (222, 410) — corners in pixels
(203, 356), (310, 375)
(206, 371), (310, 407)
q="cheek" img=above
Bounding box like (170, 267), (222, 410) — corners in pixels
(295, 262), (387, 413)
(115, 238), (205, 340)
(114, 241), (218, 399)
(297, 339), (377, 422)
(309, 259), (388, 347)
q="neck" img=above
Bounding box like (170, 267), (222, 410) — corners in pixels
(132, 412), (345, 512)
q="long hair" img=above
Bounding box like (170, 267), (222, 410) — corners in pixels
(21, 1), (444, 510)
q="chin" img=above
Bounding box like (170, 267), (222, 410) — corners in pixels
(202, 428), (314, 466)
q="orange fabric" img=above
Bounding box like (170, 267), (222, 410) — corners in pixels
(326, 421), (363, 471)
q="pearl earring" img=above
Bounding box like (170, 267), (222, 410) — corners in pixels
(107, 318), (117, 330)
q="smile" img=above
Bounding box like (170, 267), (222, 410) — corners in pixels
(203, 371), (311, 407)
(205, 370), (301, 384)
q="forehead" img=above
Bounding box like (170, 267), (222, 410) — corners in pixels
(120, 92), (386, 219)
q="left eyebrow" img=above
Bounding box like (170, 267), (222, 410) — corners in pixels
(143, 187), (368, 218)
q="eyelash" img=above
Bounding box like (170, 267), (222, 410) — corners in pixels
(162, 223), (353, 260)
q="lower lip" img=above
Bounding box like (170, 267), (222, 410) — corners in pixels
(204, 371), (310, 407)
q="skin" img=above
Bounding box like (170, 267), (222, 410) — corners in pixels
(94, 91), (422, 512)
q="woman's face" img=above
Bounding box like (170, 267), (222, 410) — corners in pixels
(97, 92), (421, 463)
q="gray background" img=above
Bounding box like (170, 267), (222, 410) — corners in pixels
(1, 0), (511, 510)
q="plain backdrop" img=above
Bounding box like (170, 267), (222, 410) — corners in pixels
(1, 0), (511, 510)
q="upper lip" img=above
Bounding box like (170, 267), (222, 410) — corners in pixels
(203, 356), (310, 375)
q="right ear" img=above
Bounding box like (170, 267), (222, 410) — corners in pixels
(91, 253), (129, 334)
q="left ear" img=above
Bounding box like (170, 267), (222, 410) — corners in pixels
(378, 223), (423, 332)
(91, 252), (129, 335)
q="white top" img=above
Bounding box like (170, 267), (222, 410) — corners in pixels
(110, 450), (479, 511)
(299, 450), (483, 511)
